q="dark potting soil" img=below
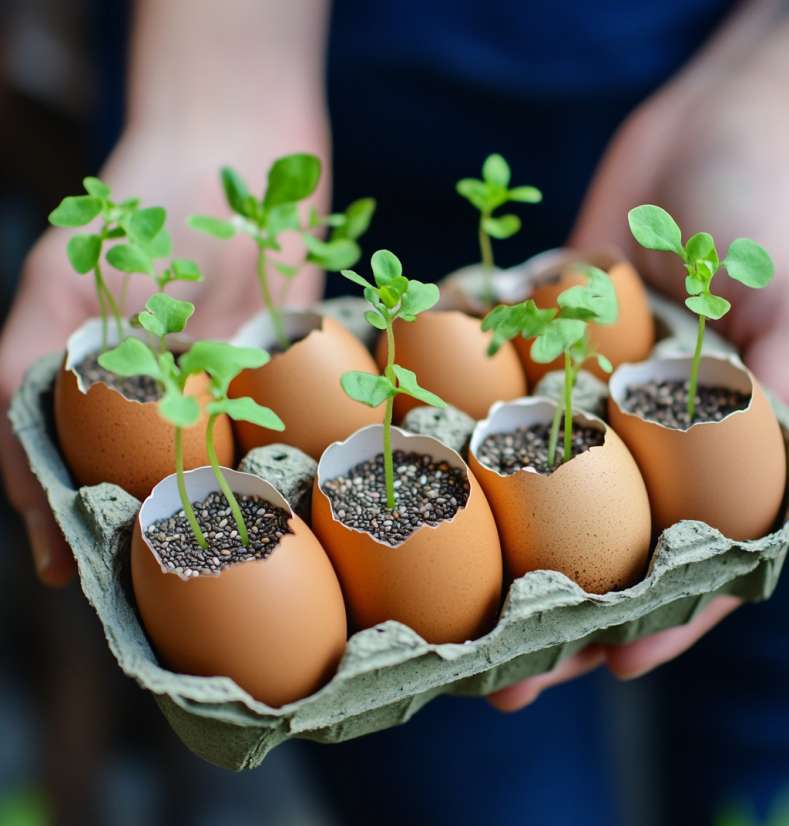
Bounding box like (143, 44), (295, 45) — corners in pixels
(622, 380), (750, 429)
(145, 492), (293, 576)
(321, 450), (470, 546)
(76, 352), (161, 403)
(476, 423), (605, 476)
(267, 334), (308, 357)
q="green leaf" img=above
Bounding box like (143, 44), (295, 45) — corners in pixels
(685, 293), (731, 320)
(723, 238), (774, 288)
(628, 204), (684, 256)
(456, 178), (489, 211)
(482, 214), (521, 239)
(596, 353), (613, 374)
(159, 389), (200, 428)
(264, 153), (322, 208)
(507, 185), (542, 203)
(392, 365), (447, 408)
(221, 166), (253, 216)
(399, 280), (440, 319)
(685, 275), (705, 296)
(557, 266), (618, 325)
(98, 337), (162, 379)
(365, 309), (388, 330)
(208, 396), (285, 430)
(531, 318), (586, 363)
(139, 293), (195, 338)
(106, 243), (153, 275)
(128, 207), (166, 244)
(379, 285), (401, 309)
(139, 228), (173, 259)
(83, 176), (110, 199)
(482, 154), (511, 188)
(340, 268), (373, 289)
(267, 203), (301, 235)
(371, 249), (403, 286)
(49, 195), (102, 228)
(187, 215), (236, 239)
(481, 300), (556, 345)
(340, 371), (395, 407)
(170, 258), (203, 281)
(685, 231), (717, 264)
(273, 261), (299, 279)
(179, 341), (270, 394)
(304, 235), (361, 270)
(66, 234), (101, 274)
(333, 197), (376, 240)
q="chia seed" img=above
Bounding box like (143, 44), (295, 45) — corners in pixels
(623, 380), (750, 429)
(76, 351), (161, 403)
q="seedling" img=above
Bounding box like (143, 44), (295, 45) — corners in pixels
(483, 267), (618, 466)
(188, 155), (375, 350)
(456, 153), (542, 308)
(628, 205), (774, 418)
(49, 177), (177, 349)
(99, 336), (283, 550)
(339, 250), (446, 510)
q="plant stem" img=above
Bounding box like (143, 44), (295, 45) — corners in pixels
(688, 314), (706, 420)
(175, 426), (207, 549)
(119, 273), (131, 315)
(383, 318), (396, 510)
(563, 350), (573, 465)
(478, 215), (495, 310)
(256, 247), (290, 351)
(94, 261), (124, 343)
(94, 270), (109, 351)
(206, 414), (249, 547)
(546, 403), (562, 468)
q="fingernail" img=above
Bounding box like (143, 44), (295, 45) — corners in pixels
(23, 510), (51, 575)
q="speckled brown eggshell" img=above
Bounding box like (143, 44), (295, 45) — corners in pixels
(132, 467), (347, 707)
(469, 397), (652, 594)
(54, 319), (233, 501)
(230, 311), (383, 459)
(515, 249), (655, 385)
(312, 425), (503, 644)
(608, 355), (787, 540)
(374, 311), (527, 421)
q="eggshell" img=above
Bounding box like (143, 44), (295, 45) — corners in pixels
(230, 311), (383, 459)
(515, 249), (655, 385)
(312, 425), (503, 643)
(132, 467), (347, 707)
(54, 319), (233, 500)
(374, 311), (527, 421)
(608, 355), (787, 540)
(469, 398), (652, 594)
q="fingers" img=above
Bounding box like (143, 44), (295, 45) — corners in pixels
(487, 645), (606, 713)
(605, 595), (741, 681)
(744, 320), (789, 404)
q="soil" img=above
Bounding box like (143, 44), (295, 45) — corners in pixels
(476, 423), (605, 476)
(145, 491), (293, 576)
(321, 450), (470, 546)
(267, 334), (307, 357)
(76, 352), (161, 403)
(622, 380), (750, 429)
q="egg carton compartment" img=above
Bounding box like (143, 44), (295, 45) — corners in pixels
(10, 291), (789, 771)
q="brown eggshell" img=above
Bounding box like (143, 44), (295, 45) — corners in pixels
(515, 249), (655, 385)
(312, 425), (503, 643)
(608, 355), (787, 540)
(54, 319), (233, 500)
(132, 467), (347, 707)
(374, 311), (527, 421)
(469, 398), (652, 594)
(230, 311), (383, 459)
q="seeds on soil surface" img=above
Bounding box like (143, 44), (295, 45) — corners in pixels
(321, 450), (470, 546)
(76, 352), (162, 403)
(145, 491), (293, 575)
(622, 380), (750, 429)
(477, 423), (604, 476)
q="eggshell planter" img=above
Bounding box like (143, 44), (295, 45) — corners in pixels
(229, 310), (383, 459)
(312, 425), (503, 643)
(609, 355), (787, 541)
(374, 311), (527, 421)
(11, 292), (789, 770)
(54, 318), (233, 500)
(469, 398), (651, 594)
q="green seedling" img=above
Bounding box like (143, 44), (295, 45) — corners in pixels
(456, 153), (542, 308)
(483, 266), (618, 467)
(628, 204), (774, 419)
(99, 336), (283, 550)
(136, 292), (195, 355)
(339, 250), (446, 510)
(188, 155), (375, 350)
(49, 177), (173, 349)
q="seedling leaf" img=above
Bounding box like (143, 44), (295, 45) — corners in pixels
(400, 280), (440, 318)
(139, 228), (173, 259)
(685, 231), (717, 264)
(305, 236), (361, 270)
(128, 207), (166, 244)
(187, 215), (236, 239)
(179, 341), (270, 394)
(531, 318), (586, 363)
(221, 167), (253, 217)
(139, 293), (195, 338)
(508, 186), (542, 203)
(596, 353), (613, 374)
(482, 214), (521, 239)
(98, 337), (162, 380)
(364, 310), (388, 330)
(371, 249), (403, 285)
(455, 178), (488, 210)
(685, 275), (705, 295)
(49, 195), (102, 228)
(334, 198), (376, 240)
(106, 243), (153, 275)
(393, 365), (447, 408)
(340, 371), (395, 407)
(83, 176), (110, 199)
(159, 389), (200, 427)
(723, 238), (774, 288)
(264, 153), (321, 208)
(340, 268), (372, 289)
(170, 258), (202, 281)
(66, 234), (101, 274)
(482, 154), (511, 188)
(209, 396), (285, 430)
(558, 266), (618, 325)
(685, 293), (731, 320)
(627, 205), (684, 256)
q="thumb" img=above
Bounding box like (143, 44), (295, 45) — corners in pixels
(745, 313), (789, 404)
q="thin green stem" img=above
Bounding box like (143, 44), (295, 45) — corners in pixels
(119, 272), (131, 315)
(563, 350), (573, 465)
(383, 318), (396, 510)
(688, 313), (706, 420)
(256, 246), (289, 351)
(93, 269), (109, 351)
(547, 403), (562, 469)
(206, 414), (249, 547)
(478, 214), (495, 309)
(95, 261), (124, 343)
(175, 427), (207, 549)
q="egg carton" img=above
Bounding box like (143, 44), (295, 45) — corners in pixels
(10, 291), (789, 771)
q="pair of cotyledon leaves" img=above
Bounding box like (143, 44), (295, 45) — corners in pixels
(628, 204), (774, 321)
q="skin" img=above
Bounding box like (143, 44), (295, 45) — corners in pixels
(2, 0), (787, 704)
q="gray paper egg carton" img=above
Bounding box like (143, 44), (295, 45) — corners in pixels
(11, 291), (789, 770)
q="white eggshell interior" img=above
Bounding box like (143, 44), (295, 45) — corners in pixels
(231, 309), (323, 350)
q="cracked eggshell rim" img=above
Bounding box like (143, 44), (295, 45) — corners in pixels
(231, 308), (324, 355)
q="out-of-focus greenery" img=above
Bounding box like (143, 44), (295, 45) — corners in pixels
(716, 793), (789, 826)
(0, 790), (48, 826)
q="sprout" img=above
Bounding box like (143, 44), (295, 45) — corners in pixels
(456, 154), (542, 309)
(188, 156), (375, 351)
(339, 250), (446, 509)
(628, 205), (774, 418)
(483, 266), (618, 466)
